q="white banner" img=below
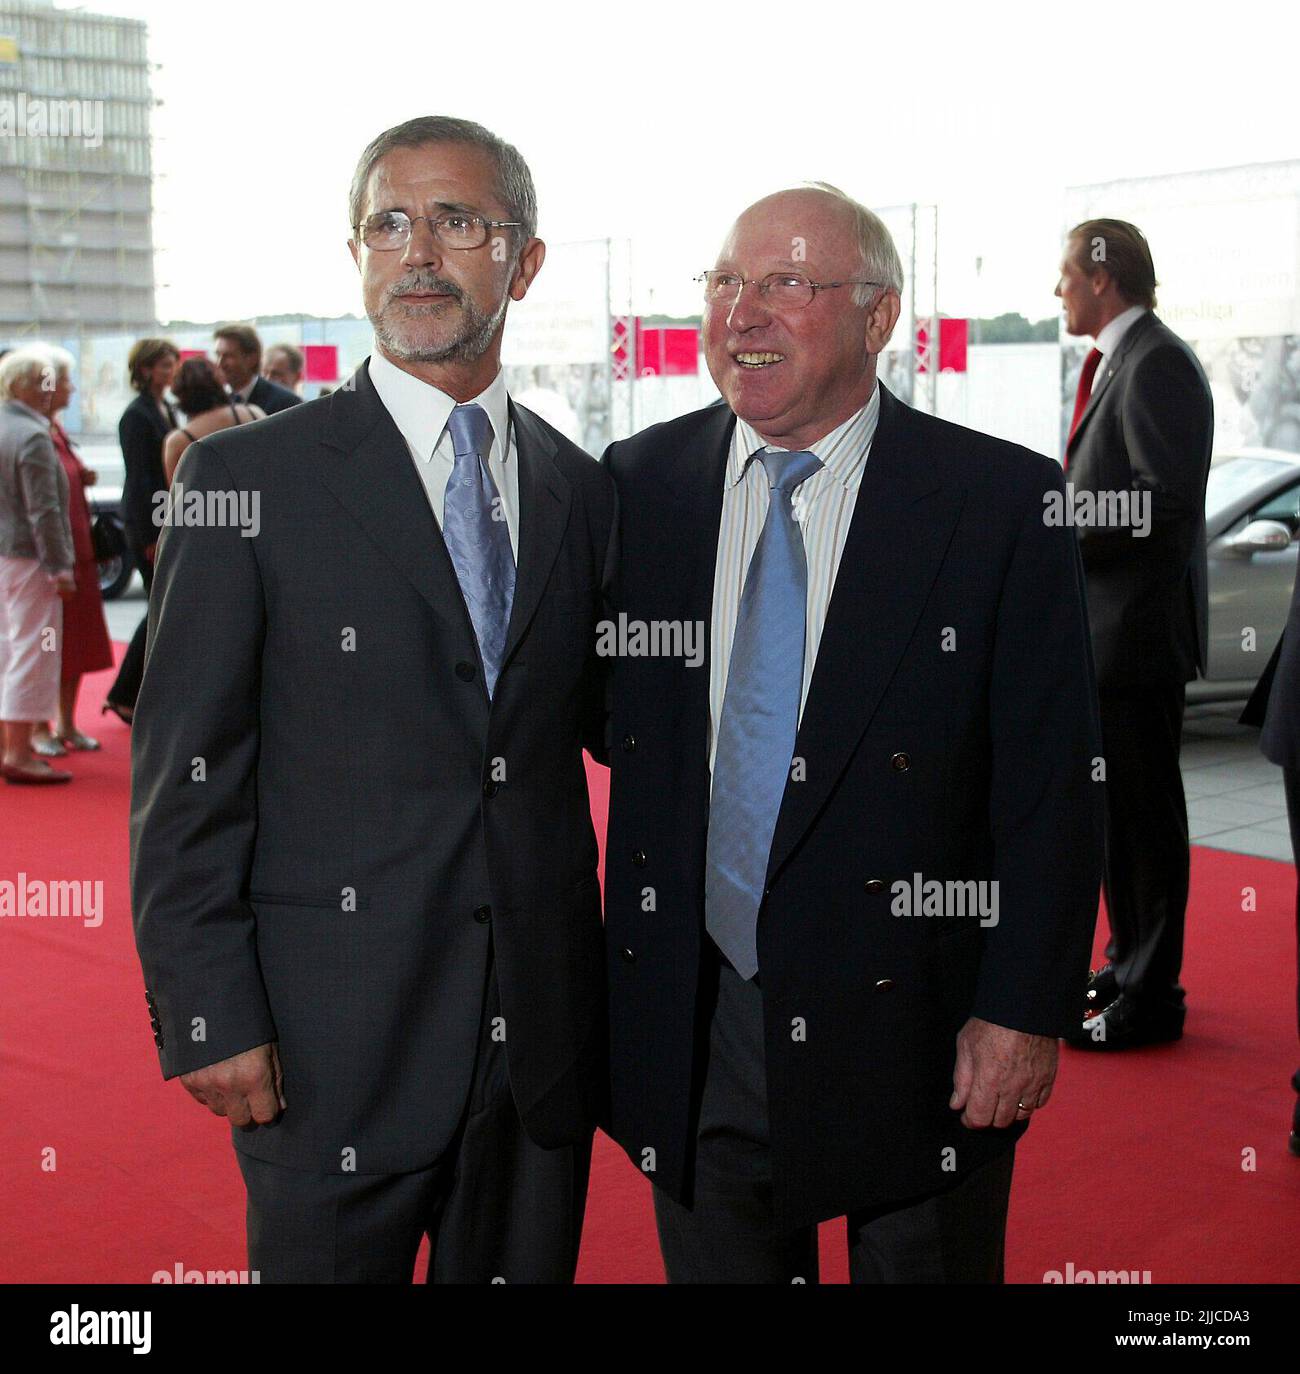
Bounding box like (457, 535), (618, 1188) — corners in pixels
(1064, 161), (1300, 342)
(502, 238), (609, 367)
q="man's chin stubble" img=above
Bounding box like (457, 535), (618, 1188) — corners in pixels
(374, 303), (501, 365)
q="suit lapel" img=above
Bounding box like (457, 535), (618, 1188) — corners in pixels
(766, 385), (966, 879)
(674, 405), (736, 746)
(314, 361), (477, 646)
(138, 394), (169, 443)
(500, 400), (572, 670)
(669, 403), (736, 621)
(1066, 309), (1156, 457)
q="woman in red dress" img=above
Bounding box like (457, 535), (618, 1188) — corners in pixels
(31, 348), (114, 755)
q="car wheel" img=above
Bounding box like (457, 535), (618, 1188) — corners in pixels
(98, 553), (134, 600)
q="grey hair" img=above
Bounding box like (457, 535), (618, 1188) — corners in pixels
(348, 116), (537, 243)
(45, 344), (76, 379)
(0, 343), (59, 400)
(804, 181), (905, 305)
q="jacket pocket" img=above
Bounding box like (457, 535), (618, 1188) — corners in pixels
(248, 889), (371, 911)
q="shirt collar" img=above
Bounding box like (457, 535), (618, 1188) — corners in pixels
(368, 347), (510, 463)
(230, 376), (256, 404)
(729, 381), (880, 493)
(1094, 304), (1147, 359)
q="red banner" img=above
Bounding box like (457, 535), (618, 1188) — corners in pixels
(915, 318), (968, 374)
(636, 324), (699, 378)
(611, 320), (701, 378)
(303, 344), (338, 383)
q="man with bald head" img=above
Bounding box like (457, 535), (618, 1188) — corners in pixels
(601, 185), (1104, 1282)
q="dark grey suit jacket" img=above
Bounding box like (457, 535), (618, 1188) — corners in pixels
(1066, 310), (1214, 689)
(247, 374), (302, 415)
(130, 359), (616, 1175)
(1241, 560), (1300, 770)
(118, 392), (174, 549)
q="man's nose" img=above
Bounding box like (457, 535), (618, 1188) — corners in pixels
(400, 217), (443, 271)
(726, 279), (771, 331)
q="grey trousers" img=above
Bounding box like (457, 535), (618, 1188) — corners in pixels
(235, 959), (592, 1284)
(653, 956), (1015, 1284)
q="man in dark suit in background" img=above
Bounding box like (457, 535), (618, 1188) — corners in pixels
(132, 116), (615, 1283)
(1056, 219), (1214, 1051)
(601, 184), (1104, 1282)
(1241, 561), (1300, 1152)
(213, 323), (302, 415)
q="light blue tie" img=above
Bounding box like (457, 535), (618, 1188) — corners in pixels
(442, 403), (516, 698)
(705, 447), (823, 980)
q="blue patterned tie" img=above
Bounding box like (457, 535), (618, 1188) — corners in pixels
(442, 403), (516, 698)
(705, 448), (823, 980)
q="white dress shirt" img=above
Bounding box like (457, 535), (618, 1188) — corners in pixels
(1091, 305), (1148, 392)
(367, 347), (520, 557)
(708, 383), (880, 775)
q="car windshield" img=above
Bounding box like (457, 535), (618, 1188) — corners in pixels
(1206, 457), (1294, 520)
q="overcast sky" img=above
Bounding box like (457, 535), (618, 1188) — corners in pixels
(85, 0), (1300, 326)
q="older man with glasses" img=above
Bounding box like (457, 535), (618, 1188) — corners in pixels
(131, 116), (616, 1284)
(600, 183), (1105, 1282)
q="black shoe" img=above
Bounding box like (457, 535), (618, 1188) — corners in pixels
(1084, 963), (1119, 1012)
(101, 700), (133, 726)
(1064, 992), (1185, 1051)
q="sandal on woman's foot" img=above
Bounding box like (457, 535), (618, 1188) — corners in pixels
(57, 731), (100, 752)
(31, 731), (67, 758)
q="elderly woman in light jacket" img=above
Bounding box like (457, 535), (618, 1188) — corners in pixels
(0, 345), (76, 783)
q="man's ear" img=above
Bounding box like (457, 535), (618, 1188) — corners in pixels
(866, 288), (902, 356)
(347, 237), (360, 272)
(510, 237), (546, 303)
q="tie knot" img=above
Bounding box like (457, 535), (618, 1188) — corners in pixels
(448, 403), (492, 460)
(758, 447), (822, 495)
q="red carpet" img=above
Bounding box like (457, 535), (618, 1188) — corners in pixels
(2, 642), (1297, 1283)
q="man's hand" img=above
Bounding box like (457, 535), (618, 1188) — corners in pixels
(950, 1017), (1057, 1129)
(179, 1042), (285, 1126)
(51, 570), (76, 601)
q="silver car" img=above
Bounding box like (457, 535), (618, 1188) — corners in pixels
(1192, 447), (1300, 703)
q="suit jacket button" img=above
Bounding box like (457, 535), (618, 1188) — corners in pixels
(890, 751), (911, 771)
(622, 733), (636, 753)
(621, 947), (636, 963)
(483, 780), (499, 798)
(874, 978), (895, 992)
(632, 849), (647, 867)
(455, 661), (476, 682)
(864, 879), (885, 893)
(473, 905), (492, 924)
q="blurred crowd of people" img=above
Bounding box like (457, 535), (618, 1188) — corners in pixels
(0, 325), (302, 784)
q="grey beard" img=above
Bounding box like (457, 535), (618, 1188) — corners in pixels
(372, 281), (510, 364)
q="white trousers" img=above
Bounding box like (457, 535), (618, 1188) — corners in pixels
(0, 555), (62, 722)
